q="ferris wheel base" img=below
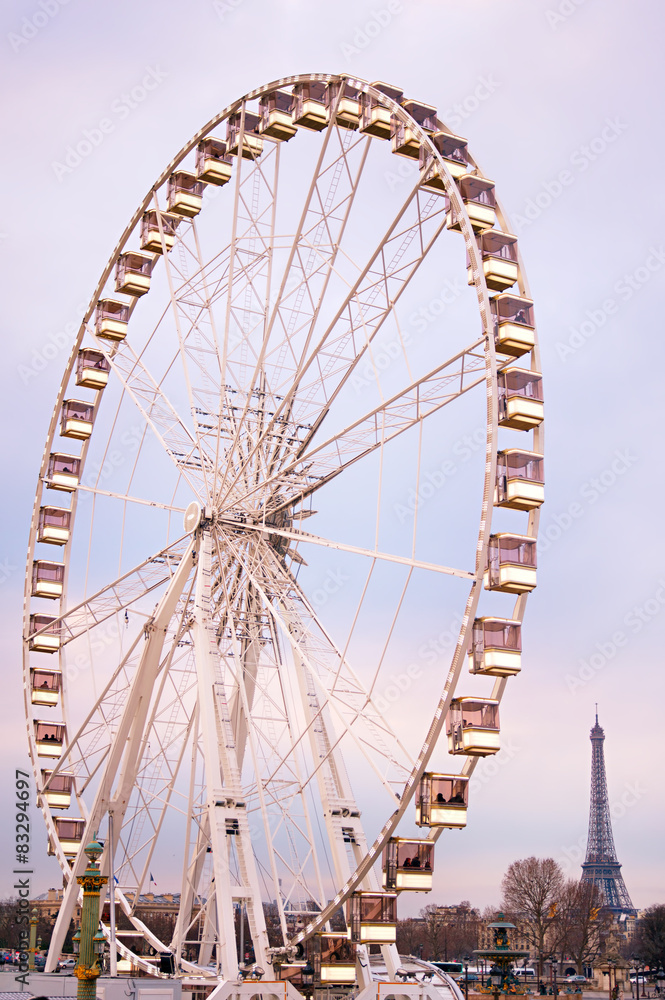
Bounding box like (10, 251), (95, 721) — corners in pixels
(204, 980), (459, 1000)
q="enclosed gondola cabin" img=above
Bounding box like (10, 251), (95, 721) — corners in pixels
(48, 817), (85, 858)
(495, 450), (544, 511)
(29, 614), (61, 653)
(41, 770), (73, 809)
(37, 506), (71, 545)
(34, 720), (66, 757)
(196, 137), (233, 185)
(491, 294), (535, 358)
(391, 99), (437, 158)
(360, 82), (403, 139)
(95, 299), (129, 342)
(259, 91), (297, 140)
(326, 82), (361, 129)
(469, 618), (521, 677)
(292, 82), (328, 131)
(226, 112), (264, 158)
(75, 349), (110, 390)
(115, 252), (153, 296)
(485, 533), (537, 594)
(447, 698), (500, 757)
(46, 453), (81, 493)
(167, 171), (204, 217)
(447, 175), (496, 232)
(416, 773), (469, 828)
(498, 367), (544, 430)
(314, 934), (356, 984)
(468, 231), (519, 291)
(348, 891), (397, 944)
(60, 400), (93, 440)
(427, 131), (468, 180)
(32, 560), (64, 599)
(30, 668), (62, 707)
(139, 211), (180, 254)
(382, 838), (434, 891)
(420, 131), (469, 194)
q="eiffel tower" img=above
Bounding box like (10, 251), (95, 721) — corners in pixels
(580, 709), (636, 914)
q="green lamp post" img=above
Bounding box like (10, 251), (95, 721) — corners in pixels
(74, 836), (108, 1000)
(28, 908), (38, 971)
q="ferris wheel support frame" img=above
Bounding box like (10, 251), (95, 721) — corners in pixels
(44, 539), (196, 970)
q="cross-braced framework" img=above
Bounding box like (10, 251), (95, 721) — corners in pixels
(23, 74), (543, 990)
(580, 714), (635, 914)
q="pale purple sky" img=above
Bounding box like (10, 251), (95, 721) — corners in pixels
(0, 0), (663, 914)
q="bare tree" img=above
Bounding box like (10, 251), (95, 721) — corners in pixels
(633, 905), (665, 969)
(397, 917), (425, 957)
(446, 902), (481, 959)
(501, 857), (565, 976)
(553, 880), (609, 973)
(420, 904), (447, 960)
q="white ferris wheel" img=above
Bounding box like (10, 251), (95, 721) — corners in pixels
(23, 73), (543, 990)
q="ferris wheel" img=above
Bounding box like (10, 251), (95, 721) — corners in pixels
(23, 73), (543, 988)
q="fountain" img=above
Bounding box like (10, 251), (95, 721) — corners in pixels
(474, 912), (530, 995)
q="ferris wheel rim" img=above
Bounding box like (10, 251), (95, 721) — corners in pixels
(23, 72), (542, 975)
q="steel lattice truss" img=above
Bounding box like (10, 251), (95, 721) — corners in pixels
(23, 74), (543, 985)
(581, 714), (635, 914)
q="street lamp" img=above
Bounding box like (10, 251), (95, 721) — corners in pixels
(631, 956), (641, 1000)
(607, 959), (616, 1000)
(301, 961), (315, 999)
(29, 908), (38, 971)
(464, 954), (474, 1000)
(74, 837), (108, 1000)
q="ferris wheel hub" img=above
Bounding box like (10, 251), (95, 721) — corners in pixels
(184, 502), (202, 533)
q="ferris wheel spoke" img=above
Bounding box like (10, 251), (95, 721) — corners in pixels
(226, 336), (487, 513)
(74, 482), (186, 512)
(154, 197), (224, 502)
(218, 180), (448, 510)
(113, 635), (201, 895)
(260, 545), (418, 777)
(31, 534), (192, 648)
(219, 123), (372, 498)
(97, 334), (214, 498)
(222, 517), (474, 582)
(222, 532), (413, 800)
(221, 123), (280, 386)
(224, 540), (378, 896)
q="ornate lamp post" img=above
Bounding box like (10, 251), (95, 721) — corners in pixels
(630, 955), (641, 1000)
(301, 961), (315, 1000)
(74, 837), (108, 1000)
(28, 908), (38, 971)
(464, 954), (471, 1000)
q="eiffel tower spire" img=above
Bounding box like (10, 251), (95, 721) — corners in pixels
(580, 710), (635, 914)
